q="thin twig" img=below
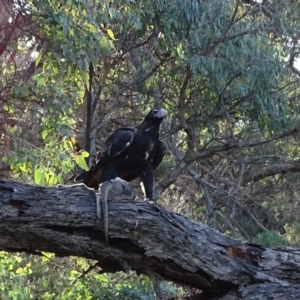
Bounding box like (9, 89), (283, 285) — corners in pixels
(70, 261), (99, 286)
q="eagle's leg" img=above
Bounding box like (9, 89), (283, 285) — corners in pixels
(140, 164), (154, 202)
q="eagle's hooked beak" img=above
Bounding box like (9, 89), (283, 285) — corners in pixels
(153, 107), (168, 119)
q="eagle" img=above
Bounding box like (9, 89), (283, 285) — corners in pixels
(75, 107), (167, 201)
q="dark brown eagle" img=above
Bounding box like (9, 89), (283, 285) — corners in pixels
(75, 107), (167, 201)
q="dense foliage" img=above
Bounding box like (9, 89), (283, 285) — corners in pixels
(0, 252), (183, 299)
(1, 0), (300, 298)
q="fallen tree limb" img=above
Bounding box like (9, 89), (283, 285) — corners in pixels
(0, 180), (299, 299)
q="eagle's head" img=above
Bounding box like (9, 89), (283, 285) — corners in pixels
(145, 107), (168, 121)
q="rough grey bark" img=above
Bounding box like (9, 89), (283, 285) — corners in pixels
(0, 180), (300, 299)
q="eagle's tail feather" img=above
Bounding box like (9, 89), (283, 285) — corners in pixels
(74, 171), (89, 182)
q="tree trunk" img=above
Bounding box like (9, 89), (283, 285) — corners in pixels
(0, 180), (299, 299)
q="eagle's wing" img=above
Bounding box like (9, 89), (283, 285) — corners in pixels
(102, 127), (135, 160)
(153, 141), (166, 170)
(74, 128), (135, 182)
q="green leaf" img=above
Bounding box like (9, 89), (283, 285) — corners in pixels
(15, 267), (23, 275)
(34, 169), (42, 184)
(42, 280), (49, 288)
(37, 78), (45, 86)
(86, 23), (97, 33)
(45, 173), (50, 182)
(81, 151), (89, 158)
(19, 162), (27, 172)
(75, 156), (89, 171)
(35, 52), (42, 66)
(42, 130), (48, 139)
(48, 175), (57, 186)
(99, 38), (111, 56)
(107, 29), (117, 40)
(3, 105), (14, 113)
(57, 174), (64, 184)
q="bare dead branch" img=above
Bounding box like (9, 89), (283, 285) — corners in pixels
(156, 125), (300, 198)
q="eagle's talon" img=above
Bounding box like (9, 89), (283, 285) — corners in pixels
(144, 198), (155, 204)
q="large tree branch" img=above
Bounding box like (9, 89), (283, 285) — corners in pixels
(242, 160), (300, 185)
(0, 181), (300, 299)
